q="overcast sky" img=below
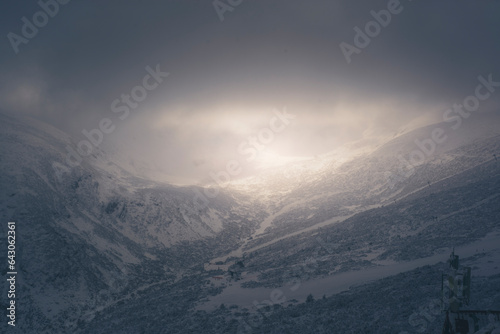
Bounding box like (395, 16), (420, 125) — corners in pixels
(1, 0), (499, 184)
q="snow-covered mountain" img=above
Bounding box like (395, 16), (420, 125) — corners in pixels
(1, 111), (499, 333)
(0, 112), (264, 332)
(225, 112), (500, 247)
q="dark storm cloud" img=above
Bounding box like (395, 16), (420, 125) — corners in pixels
(1, 0), (499, 183)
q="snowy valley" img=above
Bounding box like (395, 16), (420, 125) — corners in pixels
(1, 112), (499, 333)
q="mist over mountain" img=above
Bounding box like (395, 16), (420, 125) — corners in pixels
(0, 112), (266, 332)
(1, 110), (499, 333)
(2, 1), (500, 332)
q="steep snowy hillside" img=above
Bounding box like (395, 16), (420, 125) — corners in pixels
(0, 112), (264, 333)
(226, 112), (500, 249)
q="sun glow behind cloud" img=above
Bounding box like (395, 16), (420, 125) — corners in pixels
(1, 0), (499, 186)
(251, 149), (307, 170)
(101, 93), (452, 185)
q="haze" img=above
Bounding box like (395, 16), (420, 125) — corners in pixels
(1, 0), (499, 184)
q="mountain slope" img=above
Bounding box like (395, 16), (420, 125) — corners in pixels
(0, 112), (264, 333)
(1, 111), (499, 333)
